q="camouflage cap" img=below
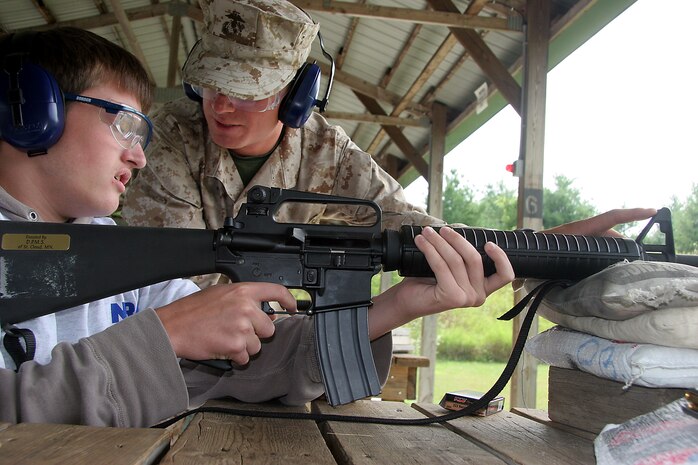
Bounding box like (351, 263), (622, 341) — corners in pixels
(183, 0), (319, 100)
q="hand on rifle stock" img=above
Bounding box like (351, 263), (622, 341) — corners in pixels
(155, 283), (297, 365)
(369, 226), (515, 339)
(543, 208), (658, 237)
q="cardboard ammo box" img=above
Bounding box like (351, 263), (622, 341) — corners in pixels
(439, 390), (505, 416)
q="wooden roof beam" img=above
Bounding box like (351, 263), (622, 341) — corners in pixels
(105, 0), (154, 83)
(366, 32), (459, 154)
(427, 0), (523, 114)
(167, 13), (183, 87)
(291, 0), (521, 31)
(324, 112), (429, 127)
(334, 0), (365, 70)
(349, 22), (422, 146)
(315, 61), (428, 115)
(380, 23), (422, 89)
(30, 0), (57, 25)
(355, 93), (429, 179)
(376, 0), (493, 162)
(13, 3), (198, 33)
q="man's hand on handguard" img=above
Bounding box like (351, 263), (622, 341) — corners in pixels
(368, 226), (515, 340)
(156, 283), (297, 365)
(542, 208), (657, 237)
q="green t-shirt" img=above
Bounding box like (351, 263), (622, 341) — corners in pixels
(229, 128), (285, 186)
(230, 152), (271, 186)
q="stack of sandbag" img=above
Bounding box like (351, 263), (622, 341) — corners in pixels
(524, 260), (698, 464)
(525, 260), (698, 390)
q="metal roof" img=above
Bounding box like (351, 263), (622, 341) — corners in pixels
(0, 0), (636, 185)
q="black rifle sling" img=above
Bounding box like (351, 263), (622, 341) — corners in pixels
(153, 279), (572, 428)
(2, 326), (36, 369)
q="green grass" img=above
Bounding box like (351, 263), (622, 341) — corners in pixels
(379, 276), (553, 410)
(434, 359), (549, 409)
(408, 359), (549, 410)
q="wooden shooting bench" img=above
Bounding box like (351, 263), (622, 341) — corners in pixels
(381, 353), (430, 401)
(0, 398), (597, 465)
(379, 327), (429, 402)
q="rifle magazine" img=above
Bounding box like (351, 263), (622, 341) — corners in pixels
(315, 306), (381, 406)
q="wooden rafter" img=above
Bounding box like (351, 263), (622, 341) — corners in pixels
(167, 13), (183, 87)
(351, 22), (422, 148)
(13, 3), (184, 33)
(371, 0), (495, 167)
(30, 0), (56, 25)
(105, 0), (155, 83)
(427, 0), (523, 114)
(290, 0), (519, 31)
(334, 0), (365, 70)
(323, 112), (429, 127)
(315, 61), (428, 115)
(380, 24), (423, 89)
(365, 32), (459, 155)
(421, 50), (467, 104)
(150, 0), (185, 88)
(420, 0), (492, 104)
(355, 93), (428, 179)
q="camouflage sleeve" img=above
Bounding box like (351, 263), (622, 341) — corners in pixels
(330, 140), (446, 230)
(122, 107), (206, 230)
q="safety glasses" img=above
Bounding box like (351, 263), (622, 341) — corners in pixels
(189, 84), (285, 113)
(64, 93), (154, 150)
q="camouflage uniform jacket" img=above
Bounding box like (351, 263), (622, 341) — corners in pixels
(122, 97), (444, 232)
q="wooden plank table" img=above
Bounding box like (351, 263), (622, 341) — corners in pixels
(0, 399), (597, 465)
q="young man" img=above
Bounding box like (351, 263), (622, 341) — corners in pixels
(0, 27), (516, 427)
(121, 0), (657, 288)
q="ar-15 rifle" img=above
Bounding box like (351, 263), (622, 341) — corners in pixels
(1, 186), (696, 406)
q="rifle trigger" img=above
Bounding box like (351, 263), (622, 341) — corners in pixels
(261, 301), (275, 314)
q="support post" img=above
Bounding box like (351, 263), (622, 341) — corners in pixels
(512, 0), (551, 409)
(418, 101), (447, 402)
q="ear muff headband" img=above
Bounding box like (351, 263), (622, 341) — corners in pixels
(181, 41), (203, 103)
(0, 32), (65, 156)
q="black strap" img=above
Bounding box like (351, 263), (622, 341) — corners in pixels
(152, 279), (573, 429)
(3, 325), (37, 370)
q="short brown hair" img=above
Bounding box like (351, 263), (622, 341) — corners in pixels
(0, 27), (153, 112)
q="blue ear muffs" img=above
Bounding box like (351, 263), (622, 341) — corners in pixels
(278, 63), (321, 129)
(0, 34), (65, 156)
(182, 80), (202, 103)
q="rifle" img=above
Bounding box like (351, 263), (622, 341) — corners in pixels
(1, 186), (696, 406)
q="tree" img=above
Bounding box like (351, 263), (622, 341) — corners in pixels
(542, 175), (597, 229)
(441, 170), (480, 225)
(670, 184), (698, 254)
(479, 182), (517, 230)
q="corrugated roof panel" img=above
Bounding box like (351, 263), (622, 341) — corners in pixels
(0, 0), (612, 176)
(0, 1), (47, 30)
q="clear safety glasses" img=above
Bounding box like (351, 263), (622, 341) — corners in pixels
(190, 85), (285, 113)
(64, 93), (154, 150)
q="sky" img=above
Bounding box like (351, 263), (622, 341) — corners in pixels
(404, 0), (698, 215)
